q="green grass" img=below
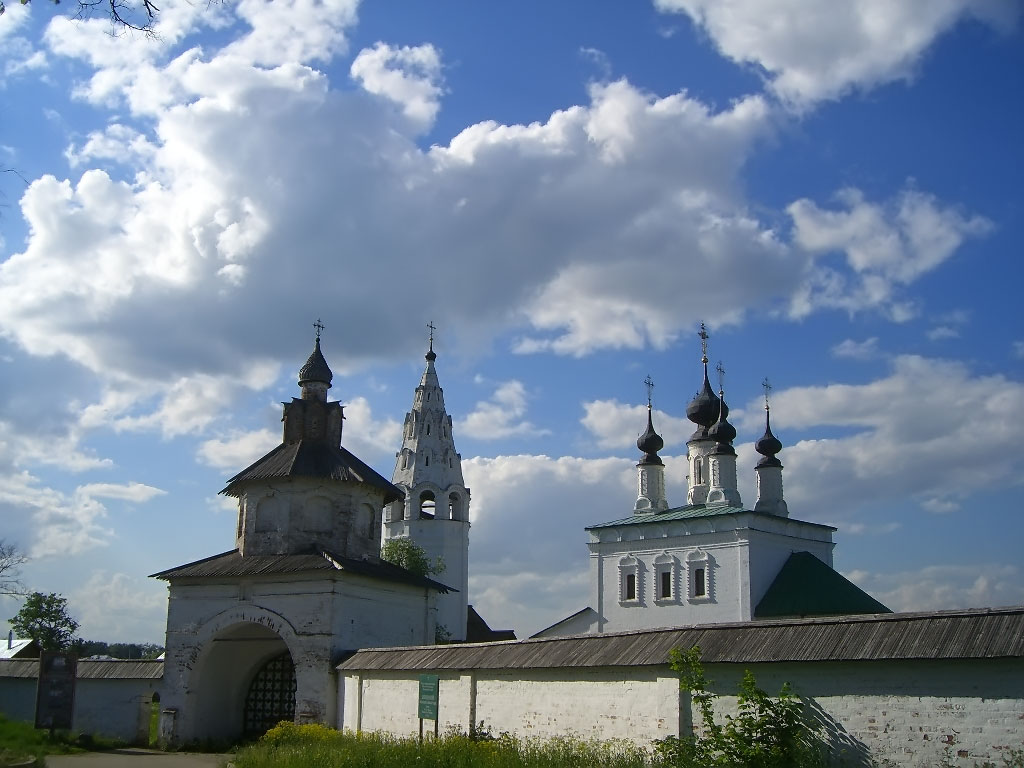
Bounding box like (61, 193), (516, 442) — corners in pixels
(0, 714), (126, 766)
(233, 722), (659, 768)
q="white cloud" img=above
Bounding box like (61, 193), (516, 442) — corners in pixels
(847, 564), (1024, 613)
(198, 428), (279, 470)
(926, 325), (959, 341)
(654, 0), (1020, 108)
(339, 396), (403, 464)
(580, 400), (691, 451)
(831, 337), (879, 360)
(737, 355), (1024, 523)
(788, 187), (991, 319)
(77, 482), (166, 503)
(350, 42), (444, 131)
(69, 571), (168, 643)
(458, 381), (549, 440)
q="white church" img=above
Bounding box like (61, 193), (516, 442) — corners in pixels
(3, 326), (1018, 767)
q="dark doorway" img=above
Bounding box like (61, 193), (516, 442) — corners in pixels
(243, 651), (296, 736)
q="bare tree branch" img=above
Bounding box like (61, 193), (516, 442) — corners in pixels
(0, 540), (29, 598)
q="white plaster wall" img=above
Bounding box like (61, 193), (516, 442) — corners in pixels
(589, 512), (836, 632)
(386, 518), (468, 641)
(339, 657), (1024, 766)
(474, 669), (680, 743)
(0, 675), (158, 743)
(702, 659), (1024, 768)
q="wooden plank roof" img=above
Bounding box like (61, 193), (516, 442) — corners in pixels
(221, 440), (402, 503)
(150, 548), (452, 592)
(0, 659), (164, 680)
(336, 606), (1024, 672)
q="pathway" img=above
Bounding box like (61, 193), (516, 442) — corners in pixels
(46, 749), (232, 767)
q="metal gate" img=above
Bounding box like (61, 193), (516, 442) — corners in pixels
(243, 651), (296, 736)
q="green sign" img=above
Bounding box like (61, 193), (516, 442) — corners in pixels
(418, 673), (439, 720)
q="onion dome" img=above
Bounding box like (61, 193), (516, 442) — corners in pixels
(425, 342), (436, 363)
(298, 337), (333, 388)
(755, 408), (783, 468)
(686, 363), (723, 436)
(709, 390), (736, 456)
(637, 407), (665, 466)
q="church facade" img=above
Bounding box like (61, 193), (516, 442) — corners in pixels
(152, 335), (451, 745)
(536, 330), (888, 637)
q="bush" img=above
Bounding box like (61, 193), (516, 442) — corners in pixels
(654, 646), (826, 768)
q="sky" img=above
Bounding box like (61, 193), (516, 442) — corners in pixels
(1, 0), (1023, 644)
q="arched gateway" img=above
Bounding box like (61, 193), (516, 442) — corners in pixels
(152, 334), (449, 747)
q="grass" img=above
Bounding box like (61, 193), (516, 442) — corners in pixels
(233, 722), (659, 768)
(0, 714), (126, 766)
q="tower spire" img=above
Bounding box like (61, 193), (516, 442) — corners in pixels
(686, 323), (722, 504)
(755, 377), (788, 516)
(635, 375), (668, 512)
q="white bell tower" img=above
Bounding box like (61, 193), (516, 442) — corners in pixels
(383, 325), (470, 641)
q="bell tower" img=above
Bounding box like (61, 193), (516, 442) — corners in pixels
(383, 325), (470, 641)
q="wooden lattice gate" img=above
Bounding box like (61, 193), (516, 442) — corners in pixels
(243, 651), (296, 736)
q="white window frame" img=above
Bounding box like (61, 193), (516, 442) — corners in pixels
(653, 552), (677, 604)
(618, 555), (640, 604)
(686, 549), (712, 603)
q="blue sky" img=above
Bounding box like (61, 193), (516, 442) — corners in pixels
(1, 0), (1022, 643)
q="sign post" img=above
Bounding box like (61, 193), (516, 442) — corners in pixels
(417, 673), (439, 742)
(35, 651), (77, 732)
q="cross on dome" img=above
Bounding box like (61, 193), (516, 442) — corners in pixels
(313, 318), (325, 340)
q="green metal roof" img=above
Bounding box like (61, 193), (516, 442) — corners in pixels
(754, 551), (891, 619)
(586, 503), (835, 531)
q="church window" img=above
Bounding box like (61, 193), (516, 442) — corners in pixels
(425, 455), (430, 466)
(426, 424), (430, 435)
(686, 549), (712, 602)
(654, 552), (677, 602)
(618, 555), (640, 604)
(449, 458), (453, 468)
(694, 458), (703, 485)
(419, 491), (435, 519)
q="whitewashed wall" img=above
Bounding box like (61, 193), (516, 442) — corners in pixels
(0, 673), (159, 744)
(339, 657), (1024, 767)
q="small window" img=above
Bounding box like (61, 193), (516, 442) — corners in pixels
(686, 549), (712, 602)
(426, 424), (430, 435)
(449, 458), (453, 468)
(660, 570), (672, 599)
(654, 553), (676, 602)
(618, 555), (640, 604)
(425, 455), (429, 466)
(694, 458), (703, 485)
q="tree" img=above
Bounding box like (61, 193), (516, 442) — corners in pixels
(0, 0), (161, 34)
(380, 537), (445, 578)
(0, 539), (28, 597)
(9, 592), (80, 651)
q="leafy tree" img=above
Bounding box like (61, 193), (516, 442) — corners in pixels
(0, 539), (28, 597)
(380, 537), (445, 578)
(655, 646), (826, 768)
(9, 592), (80, 651)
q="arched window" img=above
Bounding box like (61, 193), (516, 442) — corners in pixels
(448, 493), (461, 521)
(618, 555), (640, 604)
(426, 424), (431, 435)
(686, 549), (712, 602)
(419, 491), (436, 519)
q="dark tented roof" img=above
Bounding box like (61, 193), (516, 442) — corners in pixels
(755, 551), (891, 618)
(336, 607), (1024, 672)
(221, 440), (402, 503)
(150, 548), (451, 592)
(586, 503), (835, 531)
(465, 605), (516, 643)
(0, 659), (164, 680)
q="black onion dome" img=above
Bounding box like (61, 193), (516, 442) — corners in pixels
(686, 365), (722, 431)
(425, 347), (437, 362)
(298, 338), (333, 387)
(709, 393), (736, 455)
(637, 408), (664, 465)
(756, 410), (783, 468)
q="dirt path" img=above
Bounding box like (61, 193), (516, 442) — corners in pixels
(46, 749), (232, 767)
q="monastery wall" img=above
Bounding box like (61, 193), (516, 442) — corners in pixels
(339, 657), (1024, 767)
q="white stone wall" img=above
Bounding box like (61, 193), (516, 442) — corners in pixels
(0, 674), (159, 744)
(339, 657), (1024, 767)
(588, 512), (835, 632)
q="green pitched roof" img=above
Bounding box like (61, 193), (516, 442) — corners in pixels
(755, 551), (891, 619)
(586, 503), (835, 531)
